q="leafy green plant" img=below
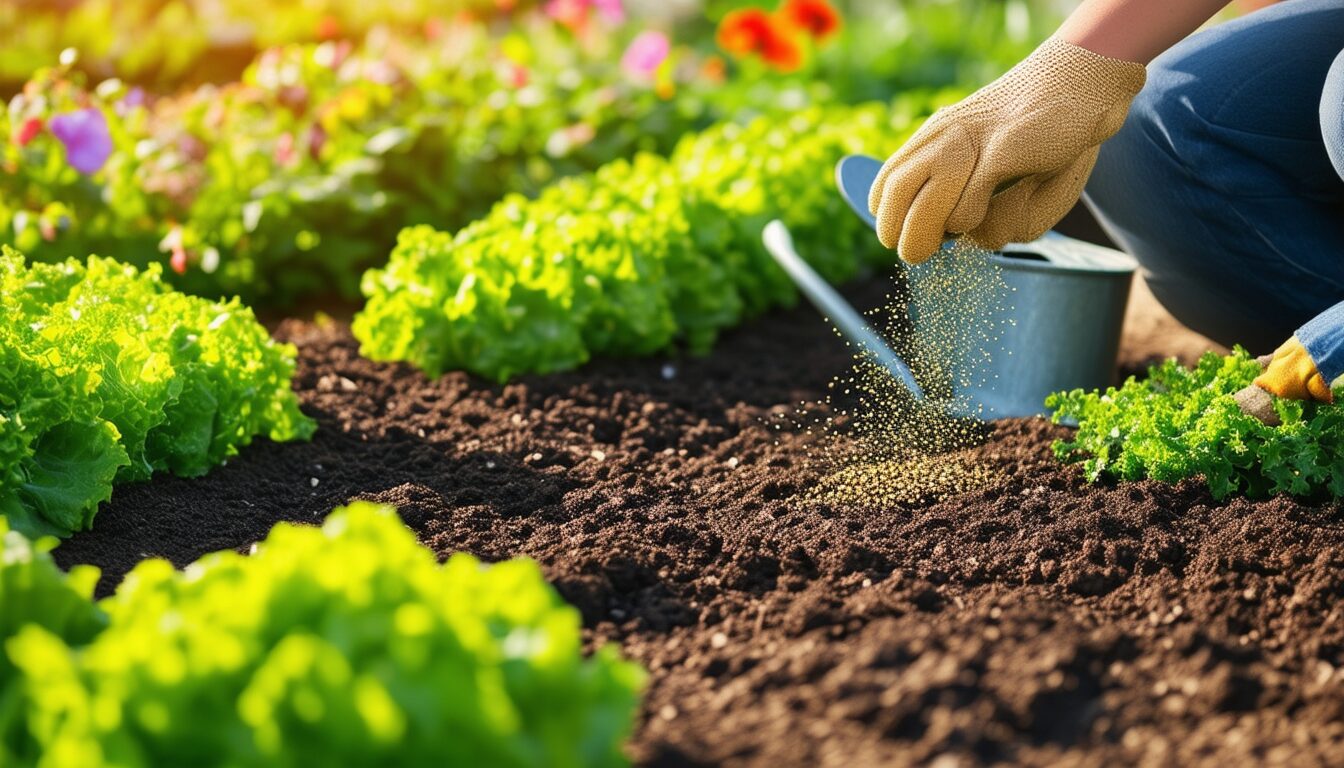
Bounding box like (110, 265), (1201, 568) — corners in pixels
(1, 502), (644, 768)
(3, 25), (711, 304)
(354, 97), (944, 381)
(0, 247), (313, 539)
(0, 518), (107, 765)
(1048, 348), (1344, 499)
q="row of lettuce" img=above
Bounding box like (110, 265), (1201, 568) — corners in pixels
(1049, 350), (1344, 501)
(4, 0), (1060, 304)
(0, 502), (643, 767)
(0, 247), (313, 540)
(353, 97), (945, 380)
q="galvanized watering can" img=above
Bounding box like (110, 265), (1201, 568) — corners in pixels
(761, 155), (1137, 419)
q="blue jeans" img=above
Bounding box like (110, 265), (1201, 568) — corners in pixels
(1084, 0), (1344, 380)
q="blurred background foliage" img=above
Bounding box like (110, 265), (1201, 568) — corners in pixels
(2, 0), (1071, 303)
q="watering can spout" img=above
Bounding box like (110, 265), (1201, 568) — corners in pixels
(761, 220), (925, 402)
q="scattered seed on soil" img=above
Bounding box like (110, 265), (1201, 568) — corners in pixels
(810, 451), (1004, 507)
(794, 238), (1014, 506)
(52, 278), (1329, 766)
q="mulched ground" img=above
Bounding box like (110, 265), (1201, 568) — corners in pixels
(55, 277), (1344, 766)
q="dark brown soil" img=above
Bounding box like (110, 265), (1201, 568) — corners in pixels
(54, 278), (1344, 766)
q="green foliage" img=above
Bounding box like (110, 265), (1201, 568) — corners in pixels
(0, 518), (107, 766)
(1048, 348), (1344, 500)
(2, 28), (709, 304)
(354, 98), (944, 381)
(0, 247), (314, 538)
(1, 502), (644, 768)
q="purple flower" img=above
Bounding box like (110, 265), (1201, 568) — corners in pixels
(49, 109), (113, 174)
(621, 30), (670, 78)
(122, 86), (146, 108)
(115, 86), (147, 117)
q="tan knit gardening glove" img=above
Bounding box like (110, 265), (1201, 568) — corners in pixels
(868, 37), (1147, 264)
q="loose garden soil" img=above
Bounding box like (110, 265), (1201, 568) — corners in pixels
(55, 276), (1343, 767)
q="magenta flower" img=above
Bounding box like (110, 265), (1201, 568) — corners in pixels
(621, 30), (670, 78)
(49, 109), (113, 174)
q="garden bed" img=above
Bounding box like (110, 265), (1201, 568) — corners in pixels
(54, 276), (1343, 766)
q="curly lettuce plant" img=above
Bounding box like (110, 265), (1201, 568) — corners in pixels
(1, 502), (644, 768)
(354, 98), (942, 381)
(1048, 348), (1344, 499)
(0, 248), (313, 538)
(0, 519), (108, 764)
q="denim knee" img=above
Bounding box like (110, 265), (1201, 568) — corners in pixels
(1322, 48), (1344, 182)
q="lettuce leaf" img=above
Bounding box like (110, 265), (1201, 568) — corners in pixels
(354, 99), (939, 381)
(2, 503), (643, 767)
(0, 247), (314, 537)
(1049, 348), (1344, 499)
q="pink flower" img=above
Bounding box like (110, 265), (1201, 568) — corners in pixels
(274, 132), (296, 166)
(307, 123), (327, 161)
(544, 0), (586, 28)
(593, 0), (624, 23)
(49, 109), (113, 174)
(621, 30), (670, 78)
(545, 0), (623, 30)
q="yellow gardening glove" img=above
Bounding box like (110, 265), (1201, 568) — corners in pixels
(1255, 337), (1334, 403)
(868, 37), (1147, 264)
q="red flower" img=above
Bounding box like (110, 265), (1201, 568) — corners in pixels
(14, 117), (43, 146)
(779, 0), (841, 41)
(170, 245), (188, 275)
(760, 28), (802, 72)
(717, 9), (774, 56)
(717, 8), (803, 73)
(316, 14), (341, 41)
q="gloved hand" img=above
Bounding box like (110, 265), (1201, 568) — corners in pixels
(868, 36), (1147, 264)
(1255, 336), (1334, 404)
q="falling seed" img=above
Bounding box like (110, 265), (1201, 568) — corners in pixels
(309, 477), (320, 487)
(727, 457), (740, 468)
(710, 632), (728, 649)
(591, 449), (607, 461)
(779, 239), (1013, 507)
(661, 364), (677, 380)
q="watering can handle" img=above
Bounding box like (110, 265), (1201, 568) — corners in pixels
(762, 220), (925, 401)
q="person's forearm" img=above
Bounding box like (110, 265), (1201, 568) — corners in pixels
(1296, 301), (1344, 384)
(1056, 0), (1232, 64)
